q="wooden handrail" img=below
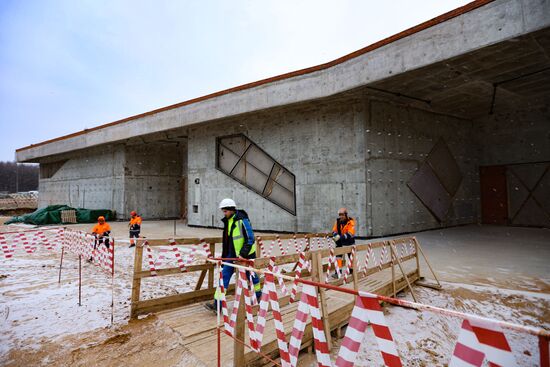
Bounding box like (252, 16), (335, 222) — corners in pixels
(130, 234), (421, 320)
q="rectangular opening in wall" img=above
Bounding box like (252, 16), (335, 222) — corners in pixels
(216, 134), (296, 215)
(39, 160), (67, 179)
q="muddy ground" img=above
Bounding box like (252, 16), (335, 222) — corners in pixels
(1, 220), (549, 366)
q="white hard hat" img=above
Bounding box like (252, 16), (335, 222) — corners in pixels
(219, 198), (236, 209)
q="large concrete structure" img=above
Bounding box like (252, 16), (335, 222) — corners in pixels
(16, 0), (550, 235)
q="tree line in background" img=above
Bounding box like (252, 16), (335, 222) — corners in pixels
(0, 161), (39, 193)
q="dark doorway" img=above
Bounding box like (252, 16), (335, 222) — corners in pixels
(480, 165), (508, 225)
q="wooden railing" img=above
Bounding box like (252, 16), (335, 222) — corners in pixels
(130, 233), (329, 319)
(130, 234), (440, 366)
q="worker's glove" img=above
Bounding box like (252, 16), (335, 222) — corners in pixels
(333, 234), (341, 242)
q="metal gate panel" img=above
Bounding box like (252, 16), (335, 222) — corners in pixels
(509, 163), (547, 190)
(533, 169), (550, 214)
(426, 139), (462, 196)
(408, 163), (452, 221)
(512, 197), (550, 227)
(506, 171), (530, 218)
(506, 162), (550, 228)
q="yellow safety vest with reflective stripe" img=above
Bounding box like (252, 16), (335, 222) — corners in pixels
(228, 215), (256, 256)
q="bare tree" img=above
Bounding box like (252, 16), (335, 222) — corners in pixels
(0, 161), (39, 193)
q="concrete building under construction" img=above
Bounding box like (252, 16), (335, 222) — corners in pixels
(16, 0), (550, 236)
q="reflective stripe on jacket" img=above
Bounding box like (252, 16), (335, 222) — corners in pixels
(332, 217), (356, 245)
(222, 210), (256, 259)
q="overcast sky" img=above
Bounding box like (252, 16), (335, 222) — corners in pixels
(0, 0), (470, 162)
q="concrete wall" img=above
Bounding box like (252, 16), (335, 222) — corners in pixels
(477, 108), (550, 228)
(187, 100), (368, 235)
(365, 100), (480, 236)
(477, 109), (550, 166)
(38, 145), (126, 216)
(38, 142), (184, 220)
(124, 143), (183, 219)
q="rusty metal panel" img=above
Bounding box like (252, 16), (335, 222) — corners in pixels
(408, 163), (452, 222)
(426, 139), (462, 196)
(220, 135), (250, 156)
(508, 163), (550, 228)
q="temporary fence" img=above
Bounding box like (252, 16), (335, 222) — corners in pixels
(208, 257), (550, 367)
(129, 233), (328, 319)
(0, 227), (64, 257)
(131, 234), (431, 367)
(1, 226), (116, 323)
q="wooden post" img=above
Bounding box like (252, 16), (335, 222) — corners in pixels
(352, 246), (358, 291)
(313, 251), (332, 348)
(414, 237), (442, 287)
(78, 255), (82, 306)
(58, 247), (65, 284)
(195, 270), (207, 291)
(414, 238), (421, 279)
(208, 242), (215, 289)
(234, 293), (245, 367)
(130, 243), (144, 319)
(390, 241), (418, 302)
(390, 245), (396, 297)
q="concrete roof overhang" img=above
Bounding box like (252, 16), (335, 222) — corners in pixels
(16, 0), (550, 162)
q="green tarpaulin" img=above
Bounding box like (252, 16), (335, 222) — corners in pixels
(6, 205), (115, 225)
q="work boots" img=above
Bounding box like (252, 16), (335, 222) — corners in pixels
(204, 301), (219, 314)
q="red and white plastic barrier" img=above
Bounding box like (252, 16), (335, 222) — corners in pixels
(63, 229), (114, 274)
(342, 245), (356, 283)
(325, 244), (342, 282)
(142, 240), (212, 276)
(211, 259), (546, 367)
(0, 227), (64, 258)
(450, 318), (517, 367)
(336, 291), (403, 367)
(215, 263), (402, 367)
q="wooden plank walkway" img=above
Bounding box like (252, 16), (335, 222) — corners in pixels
(157, 261), (419, 367)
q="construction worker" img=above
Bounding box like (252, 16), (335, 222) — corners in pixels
(205, 198), (261, 313)
(128, 210), (142, 248)
(90, 216), (111, 261)
(331, 208), (356, 277)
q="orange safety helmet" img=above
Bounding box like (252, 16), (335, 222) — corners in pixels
(130, 211), (137, 216)
(98, 216), (105, 223)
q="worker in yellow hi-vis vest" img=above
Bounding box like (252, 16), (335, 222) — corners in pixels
(205, 198), (261, 313)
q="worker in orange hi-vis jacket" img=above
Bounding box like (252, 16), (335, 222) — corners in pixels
(90, 216), (112, 261)
(331, 208), (356, 277)
(128, 210), (142, 248)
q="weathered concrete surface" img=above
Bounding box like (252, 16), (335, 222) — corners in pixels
(477, 109), (550, 166)
(16, 0), (550, 162)
(37, 143), (184, 219)
(365, 100), (480, 236)
(38, 145), (126, 216)
(187, 100), (368, 234)
(123, 143), (183, 219)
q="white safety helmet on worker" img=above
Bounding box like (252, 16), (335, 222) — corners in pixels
(219, 198), (236, 209)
